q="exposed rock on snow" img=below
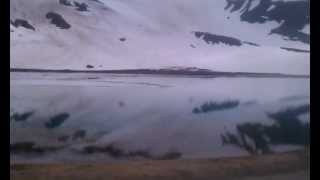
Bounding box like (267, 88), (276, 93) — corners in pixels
(225, 0), (309, 44)
(194, 32), (242, 46)
(45, 113), (70, 129)
(10, 19), (35, 31)
(86, 64), (94, 68)
(11, 111), (34, 122)
(119, 37), (126, 42)
(46, 12), (71, 29)
(59, 0), (72, 6)
(74, 1), (89, 11)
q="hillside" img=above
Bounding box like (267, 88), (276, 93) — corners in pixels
(10, 0), (309, 74)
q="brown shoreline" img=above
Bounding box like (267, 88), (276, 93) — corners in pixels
(11, 149), (309, 180)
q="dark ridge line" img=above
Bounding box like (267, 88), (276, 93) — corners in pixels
(10, 68), (309, 78)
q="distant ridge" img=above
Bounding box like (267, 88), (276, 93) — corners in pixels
(10, 68), (309, 78)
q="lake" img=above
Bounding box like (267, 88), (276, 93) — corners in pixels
(10, 72), (310, 163)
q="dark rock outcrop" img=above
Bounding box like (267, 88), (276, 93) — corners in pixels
(225, 0), (309, 44)
(190, 44), (196, 48)
(86, 64), (94, 69)
(10, 19), (35, 31)
(46, 12), (71, 29)
(82, 144), (126, 158)
(45, 113), (70, 129)
(193, 100), (240, 114)
(74, 1), (89, 11)
(194, 31), (242, 46)
(11, 111), (34, 122)
(59, 0), (72, 6)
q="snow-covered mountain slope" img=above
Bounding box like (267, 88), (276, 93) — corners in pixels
(10, 0), (310, 74)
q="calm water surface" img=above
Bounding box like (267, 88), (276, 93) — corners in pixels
(10, 72), (310, 163)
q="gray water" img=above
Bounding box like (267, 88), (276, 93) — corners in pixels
(10, 72), (310, 163)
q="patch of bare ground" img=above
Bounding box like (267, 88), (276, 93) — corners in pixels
(11, 149), (309, 180)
